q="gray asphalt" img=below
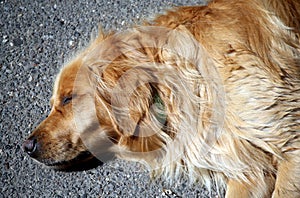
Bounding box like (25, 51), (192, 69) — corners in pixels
(1, 0), (220, 197)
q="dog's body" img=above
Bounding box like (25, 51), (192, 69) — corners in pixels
(23, 0), (300, 197)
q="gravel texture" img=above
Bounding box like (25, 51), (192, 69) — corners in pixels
(1, 0), (220, 197)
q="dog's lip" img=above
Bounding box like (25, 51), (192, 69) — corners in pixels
(43, 151), (94, 169)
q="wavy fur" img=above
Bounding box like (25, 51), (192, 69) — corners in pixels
(24, 0), (300, 197)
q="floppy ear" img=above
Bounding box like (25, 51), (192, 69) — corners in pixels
(85, 58), (172, 154)
(108, 65), (172, 152)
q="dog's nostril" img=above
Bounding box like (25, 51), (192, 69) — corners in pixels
(23, 138), (37, 155)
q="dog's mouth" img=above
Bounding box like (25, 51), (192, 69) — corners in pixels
(44, 151), (103, 172)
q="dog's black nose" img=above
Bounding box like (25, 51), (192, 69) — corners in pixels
(23, 138), (37, 156)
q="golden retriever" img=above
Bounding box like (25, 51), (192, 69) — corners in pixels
(23, 0), (300, 197)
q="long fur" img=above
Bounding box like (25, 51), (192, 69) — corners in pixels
(25, 0), (300, 197)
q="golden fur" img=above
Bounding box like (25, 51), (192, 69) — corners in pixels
(24, 0), (300, 197)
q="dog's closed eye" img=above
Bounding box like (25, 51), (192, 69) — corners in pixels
(62, 95), (73, 106)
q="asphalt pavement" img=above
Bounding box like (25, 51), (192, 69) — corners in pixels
(0, 0), (220, 197)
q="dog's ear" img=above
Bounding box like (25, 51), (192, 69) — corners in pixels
(91, 72), (172, 154)
(109, 66), (169, 136)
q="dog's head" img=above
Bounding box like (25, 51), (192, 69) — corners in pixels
(22, 57), (104, 170)
(23, 26), (222, 172)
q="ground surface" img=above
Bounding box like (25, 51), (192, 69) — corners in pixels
(0, 0), (220, 197)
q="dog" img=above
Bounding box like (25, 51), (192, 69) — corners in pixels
(23, 0), (300, 197)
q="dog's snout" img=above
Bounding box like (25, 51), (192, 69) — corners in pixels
(23, 137), (37, 156)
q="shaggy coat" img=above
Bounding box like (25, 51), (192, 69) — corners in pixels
(24, 0), (300, 197)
